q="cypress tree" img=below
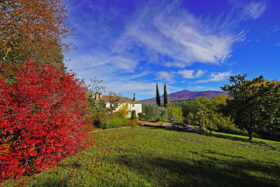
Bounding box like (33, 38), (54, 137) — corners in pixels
(163, 83), (168, 108)
(156, 83), (161, 106)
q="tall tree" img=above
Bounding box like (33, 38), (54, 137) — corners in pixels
(0, 0), (69, 66)
(156, 83), (161, 106)
(221, 74), (280, 140)
(163, 83), (168, 108)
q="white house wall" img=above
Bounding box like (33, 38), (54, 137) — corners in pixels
(105, 102), (142, 117)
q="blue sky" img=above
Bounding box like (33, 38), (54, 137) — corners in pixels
(64, 0), (280, 100)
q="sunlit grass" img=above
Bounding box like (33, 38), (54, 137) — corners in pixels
(2, 126), (280, 186)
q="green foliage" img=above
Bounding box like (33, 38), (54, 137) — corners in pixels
(142, 103), (168, 121)
(159, 107), (169, 121)
(167, 103), (184, 123)
(131, 110), (137, 120)
(221, 74), (280, 140)
(142, 103), (160, 121)
(138, 112), (145, 120)
(199, 110), (237, 134)
(181, 95), (242, 134)
(181, 95), (228, 119)
(182, 97), (212, 118)
(163, 84), (168, 108)
(99, 113), (133, 129)
(156, 83), (161, 106)
(118, 104), (129, 118)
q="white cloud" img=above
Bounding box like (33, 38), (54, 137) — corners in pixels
(178, 69), (206, 79)
(197, 72), (231, 83)
(244, 2), (266, 20)
(195, 70), (206, 78)
(157, 71), (174, 82)
(164, 62), (186, 68)
(187, 85), (218, 91)
(113, 5), (245, 67)
(119, 71), (149, 81)
(64, 0), (250, 99)
(65, 53), (181, 99)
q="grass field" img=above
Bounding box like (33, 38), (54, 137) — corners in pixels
(3, 126), (280, 187)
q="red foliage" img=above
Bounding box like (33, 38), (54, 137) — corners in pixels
(0, 62), (92, 180)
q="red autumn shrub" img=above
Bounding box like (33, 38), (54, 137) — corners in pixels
(0, 62), (91, 180)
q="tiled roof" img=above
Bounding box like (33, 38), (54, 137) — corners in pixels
(96, 95), (142, 104)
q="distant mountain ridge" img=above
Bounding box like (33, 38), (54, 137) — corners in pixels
(141, 90), (227, 103)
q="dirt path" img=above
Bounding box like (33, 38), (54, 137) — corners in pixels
(137, 120), (161, 127)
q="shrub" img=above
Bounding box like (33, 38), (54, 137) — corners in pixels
(142, 103), (160, 121)
(99, 114), (134, 129)
(131, 110), (137, 120)
(142, 103), (170, 121)
(138, 113), (144, 120)
(0, 62), (91, 180)
(186, 110), (245, 135)
(159, 107), (169, 121)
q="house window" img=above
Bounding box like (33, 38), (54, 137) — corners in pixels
(132, 104), (134, 107)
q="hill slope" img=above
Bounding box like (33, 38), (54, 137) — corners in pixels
(141, 90), (227, 103)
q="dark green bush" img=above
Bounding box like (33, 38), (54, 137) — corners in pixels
(138, 112), (144, 120)
(131, 110), (137, 120)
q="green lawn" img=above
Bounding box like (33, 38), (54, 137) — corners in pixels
(3, 126), (280, 187)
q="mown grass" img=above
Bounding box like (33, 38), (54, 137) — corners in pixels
(2, 126), (280, 187)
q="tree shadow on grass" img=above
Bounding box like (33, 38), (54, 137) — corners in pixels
(141, 126), (279, 151)
(204, 133), (278, 151)
(111, 151), (280, 187)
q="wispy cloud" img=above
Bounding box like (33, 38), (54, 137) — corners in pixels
(186, 85), (218, 91)
(64, 0), (255, 99)
(244, 1), (266, 20)
(229, 0), (267, 20)
(115, 8), (245, 67)
(197, 72), (231, 83)
(178, 69), (206, 79)
(164, 62), (186, 68)
(156, 71), (174, 82)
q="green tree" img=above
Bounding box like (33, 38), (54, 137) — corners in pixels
(182, 97), (212, 119)
(221, 74), (280, 140)
(163, 83), (168, 108)
(167, 103), (183, 123)
(156, 83), (161, 106)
